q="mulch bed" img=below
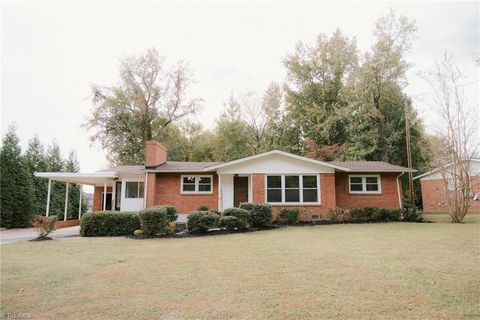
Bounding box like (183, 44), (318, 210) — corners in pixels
(29, 236), (53, 241)
(126, 225), (280, 240)
(125, 219), (427, 240)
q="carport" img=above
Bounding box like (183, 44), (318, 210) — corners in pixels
(34, 172), (117, 220)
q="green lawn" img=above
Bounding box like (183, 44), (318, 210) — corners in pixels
(1, 215), (479, 319)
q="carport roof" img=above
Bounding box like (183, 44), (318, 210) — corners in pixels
(34, 172), (118, 185)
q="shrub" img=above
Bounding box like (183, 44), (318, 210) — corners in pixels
(376, 208), (402, 221)
(329, 208), (349, 222)
(197, 205), (209, 211)
(222, 207), (251, 225)
(402, 204), (424, 222)
(31, 215), (57, 238)
(155, 205), (178, 222)
(351, 206), (380, 222)
(239, 203), (272, 227)
(80, 211), (141, 236)
(220, 216), (246, 231)
(139, 206), (169, 236)
(134, 229), (144, 235)
(187, 211), (220, 233)
(278, 208), (299, 225)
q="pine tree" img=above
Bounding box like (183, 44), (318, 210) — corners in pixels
(44, 142), (65, 217)
(24, 135), (49, 215)
(0, 126), (34, 228)
(63, 151), (87, 220)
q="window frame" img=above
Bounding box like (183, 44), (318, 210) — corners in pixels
(265, 174), (321, 205)
(348, 175), (382, 194)
(124, 181), (145, 199)
(180, 175), (213, 194)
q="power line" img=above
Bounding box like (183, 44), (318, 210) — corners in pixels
(409, 80), (479, 98)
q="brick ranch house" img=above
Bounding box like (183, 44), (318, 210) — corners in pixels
(36, 141), (416, 221)
(414, 159), (480, 213)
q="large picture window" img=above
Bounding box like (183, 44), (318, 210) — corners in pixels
(125, 181), (145, 199)
(266, 175), (319, 203)
(348, 175), (381, 194)
(181, 175), (213, 193)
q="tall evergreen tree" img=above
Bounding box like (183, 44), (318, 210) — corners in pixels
(0, 126), (34, 228)
(24, 135), (49, 215)
(44, 142), (65, 217)
(63, 151), (87, 220)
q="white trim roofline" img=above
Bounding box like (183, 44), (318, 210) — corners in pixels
(203, 150), (351, 172)
(413, 158), (480, 180)
(35, 172), (118, 179)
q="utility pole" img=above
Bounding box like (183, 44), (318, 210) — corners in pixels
(404, 95), (414, 204)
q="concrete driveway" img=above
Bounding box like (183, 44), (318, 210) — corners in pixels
(0, 226), (80, 245)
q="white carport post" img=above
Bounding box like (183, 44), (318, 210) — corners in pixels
(64, 182), (69, 221)
(78, 184), (83, 219)
(46, 178), (52, 216)
(103, 179), (107, 211)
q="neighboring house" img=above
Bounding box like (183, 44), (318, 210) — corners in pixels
(36, 141), (415, 220)
(415, 159), (480, 213)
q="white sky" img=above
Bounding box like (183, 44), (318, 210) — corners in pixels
(2, 1), (479, 174)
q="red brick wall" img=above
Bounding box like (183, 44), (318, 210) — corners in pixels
(146, 172), (156, 207)
(151, 173), (219, 213)
(421, 176), (480, 213)
(93, 186), (113, 211)
(252, 174), (265, 203)
(335, 172), (402, 209)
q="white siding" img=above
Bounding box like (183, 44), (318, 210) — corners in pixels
(216, 153), (335, 175)
(420, 161), (480, 181)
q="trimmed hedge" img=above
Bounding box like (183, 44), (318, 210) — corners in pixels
(80, 211), (141, 236)
(222, 207), (251, 225)
(239, 203), (272, 227)
(350, 206), (403, 222)
(278, 208), (299, 225)
(154, 205), (178, 222)
(197, 205), (209, 211)
(187, 211), (220, 233)
(139, 206), (169, 236)
(220, 216), (246, 231)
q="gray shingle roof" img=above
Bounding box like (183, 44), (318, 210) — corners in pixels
(97, 166), (145, 174)
(329, 161), (416, 172)
(148, 161), (221, 171)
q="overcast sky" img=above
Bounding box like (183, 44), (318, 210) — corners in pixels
(2, 1), (479, 173)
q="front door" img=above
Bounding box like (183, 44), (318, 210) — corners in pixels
(234, 176), (249, 207)
(101, 192), (113, 211)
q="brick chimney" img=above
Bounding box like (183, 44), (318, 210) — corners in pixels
(145, 140), (168, 167)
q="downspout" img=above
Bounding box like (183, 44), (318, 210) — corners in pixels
(396, 172), (404, 208)
(144, 171), (148, 209)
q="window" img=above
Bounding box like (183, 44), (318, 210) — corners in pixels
(181, 175), (213, 193)
(125, 181), (144, 199)
(266, 175), (319, 203)
(348, 175), (381, 194)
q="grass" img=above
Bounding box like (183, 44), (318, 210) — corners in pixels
(1, 214), (479, 319)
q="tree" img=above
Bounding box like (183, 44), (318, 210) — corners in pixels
(24, 135), (49, 215)
(421, 53), (479, 222)
(87, 48), (202, 165)
(284, 29), (359, 156)
(64, 151), (87, 220)
(240, 91), (268, 154)
(213, 93), (253, 161)
(44, 142), (65, 217)
(358, 10), (417, 162)
(0, 126), (34, 228)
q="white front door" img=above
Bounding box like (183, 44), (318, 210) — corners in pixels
(120, 180), (145, 211)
